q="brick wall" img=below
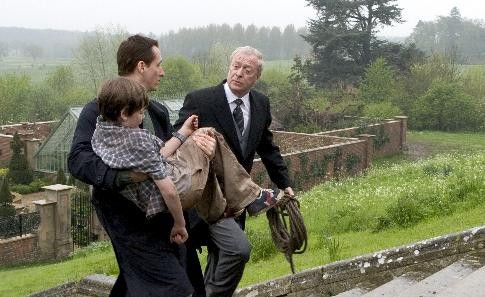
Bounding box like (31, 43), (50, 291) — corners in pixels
(0, 234), (40, 266)
(316, 117), (407, 158)
(0, 121), (56, 168)
(251, 117), (407, 191)
(0, 134), (13, 167)
(251, 134), (368, 191)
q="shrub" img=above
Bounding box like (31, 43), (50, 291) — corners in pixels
(56, 168), (67, 185)
(8, 133), (33, 185)
(385, 193), (425, 228)
(412, 82), (483, 131)
(10, 178), (49, 194)
(363, 102), (402, 120)
(0, 177), (15, 217)
(360, 57), (400, 104)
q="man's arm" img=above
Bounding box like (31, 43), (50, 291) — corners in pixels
(256, 101), (292, 190)
(68, 101), (118, 190)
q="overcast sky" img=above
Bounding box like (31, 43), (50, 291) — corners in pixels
(1, 0), (484, 37)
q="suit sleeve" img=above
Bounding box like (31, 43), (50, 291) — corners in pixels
(256, 101), (292, 189)
(174, 92), (199, 131)
(68, 102), (118, 190)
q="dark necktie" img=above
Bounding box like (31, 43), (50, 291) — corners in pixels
(233, 98), (244, 134)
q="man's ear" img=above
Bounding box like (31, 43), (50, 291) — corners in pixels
(136, 61), (146, 73)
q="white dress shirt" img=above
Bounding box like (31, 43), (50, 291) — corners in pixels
(224, 82), (250, 133)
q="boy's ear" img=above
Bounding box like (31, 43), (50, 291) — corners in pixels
(120, 107), (129, 122)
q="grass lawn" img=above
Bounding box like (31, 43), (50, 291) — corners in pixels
(0, 56), (72, 83)
(0, 130), (483, 296)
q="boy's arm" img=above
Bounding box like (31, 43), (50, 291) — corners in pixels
(160, 114), (198, 158)
(153, 177), (188, 244)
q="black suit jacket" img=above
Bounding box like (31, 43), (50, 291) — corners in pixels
(175, 81), (291, 189)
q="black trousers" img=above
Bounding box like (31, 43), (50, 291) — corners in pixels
(92, 189), (194, 297)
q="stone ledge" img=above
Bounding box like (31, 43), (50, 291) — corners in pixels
(235, 225), (485, 296)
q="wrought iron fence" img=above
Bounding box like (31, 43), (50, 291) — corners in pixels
(0, 212), (41, 239)
(71, 188), (96, 248)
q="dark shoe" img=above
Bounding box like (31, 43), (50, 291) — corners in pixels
(247, 189), (284, 216)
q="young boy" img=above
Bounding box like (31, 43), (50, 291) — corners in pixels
(91, 77), (283, 243)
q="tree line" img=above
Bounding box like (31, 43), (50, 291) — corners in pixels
(159, 23), (311, 60)
(0, 1), (484, 131)
(408, 7), (485, 64)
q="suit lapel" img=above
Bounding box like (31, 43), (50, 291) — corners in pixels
(245, 91), (265, 158)
(211, 84), (244, 157)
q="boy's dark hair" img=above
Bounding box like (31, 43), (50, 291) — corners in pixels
(97, 77), (148, 122)
(117, 34), (159, 76)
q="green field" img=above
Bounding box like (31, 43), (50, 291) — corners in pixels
(0, 56), (72, 82)
(0, 131), (484, 296)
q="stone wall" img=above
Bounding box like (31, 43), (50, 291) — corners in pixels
(235, 225), (485, 297)
(0, 234), (40, 266)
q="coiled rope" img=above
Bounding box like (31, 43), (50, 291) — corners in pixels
(266, 195), (307, 274)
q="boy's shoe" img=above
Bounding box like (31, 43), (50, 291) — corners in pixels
(247, 189), (285, 216)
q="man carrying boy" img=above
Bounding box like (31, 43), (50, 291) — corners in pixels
(91, 77), (283, 225)
(68, 35), (214, 297)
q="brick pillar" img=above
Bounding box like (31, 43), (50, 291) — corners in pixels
(33, 199), (56, 261)
(42, 184), (73, 260)
(357, 134), (375, 169)
(394, 116), (408, 150)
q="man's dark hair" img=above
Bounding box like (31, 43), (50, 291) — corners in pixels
(117, 34), (159, 76)
(97, 77), (148, 122)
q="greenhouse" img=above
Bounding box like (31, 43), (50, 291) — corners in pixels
(34, 99), (184, 173)
(34, 107), (83, 173)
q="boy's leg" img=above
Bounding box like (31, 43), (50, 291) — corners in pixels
(210, 132), (261, 213)
(169, 137), (227, 222)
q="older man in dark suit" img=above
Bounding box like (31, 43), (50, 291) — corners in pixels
(175, 46), (294, 297)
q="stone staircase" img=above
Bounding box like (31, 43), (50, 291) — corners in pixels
(235, 226), (485, 297)
(30, 226), (485, 297)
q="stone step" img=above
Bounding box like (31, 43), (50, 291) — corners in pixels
(76, 274), (114, 297)
(334, 287), (367, 297)
(435, 265), (485, 297)
(362, 273), (421, 297)
(397, 258), (478, 297)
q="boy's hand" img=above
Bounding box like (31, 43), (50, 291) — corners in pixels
(170, 225), (188, 244)
(179, 115), (199, 137)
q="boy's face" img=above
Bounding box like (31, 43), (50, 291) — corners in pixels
(120, 108), (145, 128)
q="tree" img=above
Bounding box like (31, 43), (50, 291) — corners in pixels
(304, 0), (403, 87)
(0, 74), (32, 124)
(153, 56), (203, 97)
(0, 42), (8, 60)
(360, 57), (398, 103)
(56, 168), (67, 185)
(46, 65), (76, 95)
(0, 177), (15, 217)
(408, 7), (485, 64)
(7, 133), (33, 185)
(74, 26), (128, 94)
(23, 44), (43, 62)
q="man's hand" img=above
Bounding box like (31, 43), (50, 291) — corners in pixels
(284, 187), (295, 196)
(114, 170), (149, 189)
(193, 128), (216, 159)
